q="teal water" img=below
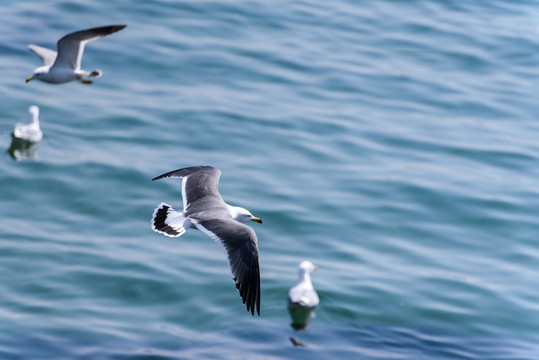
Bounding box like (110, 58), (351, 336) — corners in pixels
(2, 0), (539, 358)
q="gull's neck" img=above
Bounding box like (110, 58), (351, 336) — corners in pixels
(226, 204), (241, 220)
(297, 270), (313, 288)
(28, 108), (39, 126)
(29, 115), (39, 126)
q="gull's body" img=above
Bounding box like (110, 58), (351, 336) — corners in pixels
(26, 25), (126, 84)
(12, 105), (42, 142)
(288, 261), (319, 330)
(151, 166), (263, 315)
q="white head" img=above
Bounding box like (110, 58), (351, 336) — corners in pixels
(26, 66), (49, 83)
(27, 105), (39, 124)
(298, 261), (317, 275)
(229, 205), (263, 224)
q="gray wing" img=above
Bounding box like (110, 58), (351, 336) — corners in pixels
(152, 166), (222, 211)
(193, 219), (260, 316)
(28, 44), (57, 66)
(53, 25), (126, 70)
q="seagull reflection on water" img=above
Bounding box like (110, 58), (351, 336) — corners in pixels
(7, 137), (41, 161)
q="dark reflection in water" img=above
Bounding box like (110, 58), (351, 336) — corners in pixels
(288, 303), (316, 331)
(7, 137), (40, 161)
(289, 336), (307, 347)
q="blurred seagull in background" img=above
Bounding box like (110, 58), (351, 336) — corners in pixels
(288, 260), (319, 330)
(26, 25), (126, 84)
(151, 166), (263, 316)
(12, 105), (42, 142)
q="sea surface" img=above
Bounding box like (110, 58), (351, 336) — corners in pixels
(1, 0), (539, 359)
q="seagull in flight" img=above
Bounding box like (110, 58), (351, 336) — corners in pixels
(26, 25), (126, 84)
(151, 166), (263, 315)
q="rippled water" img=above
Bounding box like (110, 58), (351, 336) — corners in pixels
(1, 0), (539, 359)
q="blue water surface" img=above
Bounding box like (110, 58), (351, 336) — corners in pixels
(1, 0), (539, 359)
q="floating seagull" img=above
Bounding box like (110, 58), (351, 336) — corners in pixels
(151, 166), (263, 315)
(288, 261), (319, 330)
(12, 105), (42, 142)
(26, 25), (126, 84)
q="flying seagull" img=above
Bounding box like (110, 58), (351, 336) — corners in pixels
(151, 166), (263, 315)
(26, 25), (126, 84)
(12, 105), (42, 142)
(288, 261), (319, 330)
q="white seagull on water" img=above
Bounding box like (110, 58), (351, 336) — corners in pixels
(12, 105), (42, 142)
(288, 261), (319, 330)
(151, 166), (263, 315)
(26, 25), (126, 84)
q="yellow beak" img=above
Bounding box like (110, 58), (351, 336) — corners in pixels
(252, 217), (263, 224)
(313, 265), (318, 271)
(26, 76), (34, 83)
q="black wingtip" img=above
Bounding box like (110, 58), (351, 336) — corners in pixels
(235, 275), (260, 316)
(151, 173), (170, 181)
(152, 166), (217, 182)
(86, 25), (127, 36)
(151, 171), (173, 181)
(151, 170), (175, 182)
(243, 269), (261, 316)
(106, 24), (127, 32)
(250, 305), (260, 316)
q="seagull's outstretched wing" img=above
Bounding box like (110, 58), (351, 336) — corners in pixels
(28, 44), (57, 67)
(53, 25), (126, 70)
(152, 166), (222, 212)
(193, 218), (261, 316)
